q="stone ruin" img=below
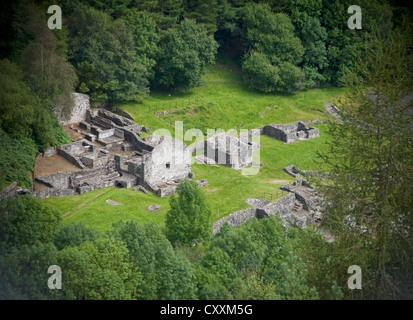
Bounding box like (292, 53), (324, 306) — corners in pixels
(195, 132), (259, 170)
(261, 121), (319, 144)
(32, 96), (194, 199)
(213, 172), (324, 234)
(191, 120), (319, 173)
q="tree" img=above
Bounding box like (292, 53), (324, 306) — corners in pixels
(155, 19), (218, 90)
(131, 0), (185, 30)
(184, 0), (219, 34)
(0, 195), (62, 254)
(54, 223), (98, 250)
(300, 17), (328, 88)
(321, 0), (393, 85)
(113, 220), (196, 299)
(165, 179), (212, 246)
(122, 9), (160, 79)
(0, 59), (38, 138)
(0, 242), (59, 300)
(285, 0), (323, 31)
(316, 27), (413, 298)
(22, 9), (77, 111)
(68, 5), (148, 102)
(240, 3), (305, 93)
(242, 4), (304, 66)
(0, 129), (37, 190)
(241, 50), (280, 93)
(56, 235), (141, 300)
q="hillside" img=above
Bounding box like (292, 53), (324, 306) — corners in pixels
(43, 64), (346, 231)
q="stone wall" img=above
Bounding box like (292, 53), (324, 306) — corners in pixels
(204, 133), (253, 170)
(55, 93), (90, 125)
(141, 136), (192, 188)
(212, 189), (323, 234)
(33, 188), (74, 199)
(35, 172), (72, 190)
(213, 208), (257, 234)
(262, 121), (319, 144)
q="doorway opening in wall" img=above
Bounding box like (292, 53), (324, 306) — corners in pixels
(166, 162), (171, 169)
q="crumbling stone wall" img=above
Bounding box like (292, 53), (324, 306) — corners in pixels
(55, 92), (90, 125)
(262, 121), (319, 144)
(141, 136), (192, 188)
(203, 132), (254, 170)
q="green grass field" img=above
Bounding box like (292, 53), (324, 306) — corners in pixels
(43, 64), (346, 232)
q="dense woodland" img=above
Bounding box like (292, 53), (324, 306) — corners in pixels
(0, 0), (412, 300)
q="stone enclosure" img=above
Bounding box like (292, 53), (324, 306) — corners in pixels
(33, 96), (194, 199)
(31, 93), (325, 233)
(213, 175), (323, 234)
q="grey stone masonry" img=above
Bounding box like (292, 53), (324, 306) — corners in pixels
(54, 92), (90, 125)
(35, 99), (195, 199)
(262, 121), (319, 144)
(203, 132), (254, 170)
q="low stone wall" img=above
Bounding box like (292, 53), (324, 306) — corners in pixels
(255, 193), (296, 218)
(33, 188), (74, 199)
(213, 208), (257, 234)
(213, 191), (320, 234)
(35, 172), (72, 190)
(57, 148), (86, 169)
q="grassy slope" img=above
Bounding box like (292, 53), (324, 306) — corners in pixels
(43, 64), (346, 231)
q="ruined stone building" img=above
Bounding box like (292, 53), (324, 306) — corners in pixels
(33, 95), (193, 199)
(201, 132), (256, 170)
(261, 121), (319, 144)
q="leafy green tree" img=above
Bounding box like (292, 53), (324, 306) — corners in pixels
(56, 235), (141, 300)
(22, 10), (77, 111)
(0, 195), (62, 254)
(195, 217), (294, 299)
(82, 0), (132, 18)
(165, 179), (212, 246)
(279, 253), (319, 300)
(131, 0), (185, 30)
(122, 9), (160, 79)
(240, 3), (305, 93)
(0, 59), (39, 138)
(300, 17), (328, 87)
(54, 223), (98, 250)
(184, 0), (219, 34)
(285, 0), (323, 31)
(0, 129), (37, 190)
(113, 220), (196, 299)
(241, 50), (280, 93)
(242, 4), (304, 65)
(0, 242), (59, 300)
(321, 0), (393, 85)
(155, 19), (218, 90)
(68, 5), (148, 102)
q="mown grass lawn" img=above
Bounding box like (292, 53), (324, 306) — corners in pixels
(43, 64), (345, 232)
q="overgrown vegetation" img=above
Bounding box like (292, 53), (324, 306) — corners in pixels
(0, 0), (412, 301)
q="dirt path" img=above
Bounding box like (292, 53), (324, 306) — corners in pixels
(63, 187), (115, 217)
